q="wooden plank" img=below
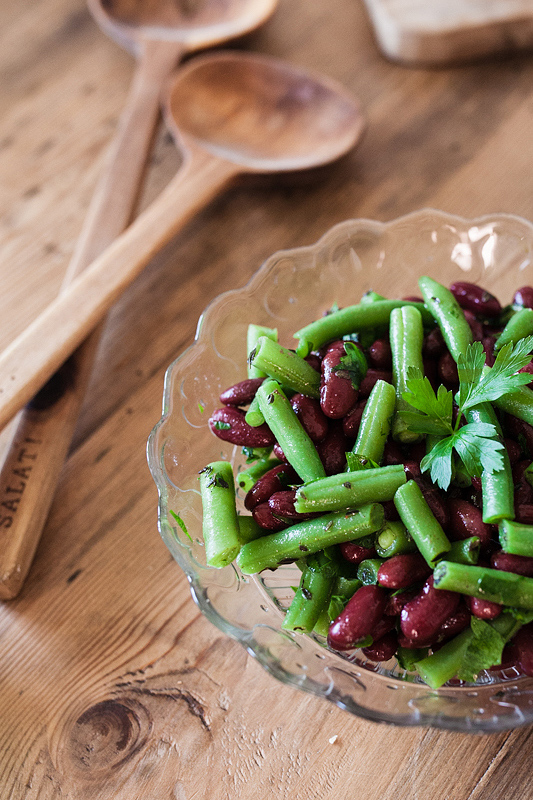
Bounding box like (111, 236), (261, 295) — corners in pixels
(362, 0), (533, 64)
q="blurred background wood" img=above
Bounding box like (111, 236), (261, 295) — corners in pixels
(2, 0), (533, 797)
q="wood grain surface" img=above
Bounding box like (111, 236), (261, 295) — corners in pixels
(3, 0), (533, 798)
(362, 0), (533, 64)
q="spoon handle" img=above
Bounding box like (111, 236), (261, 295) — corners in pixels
(0, 39), (183, 599)
(0, 148), (238, 454)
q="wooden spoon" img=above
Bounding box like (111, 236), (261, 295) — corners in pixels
(0, 0), (278, 600)
(0, 51), (364, 477)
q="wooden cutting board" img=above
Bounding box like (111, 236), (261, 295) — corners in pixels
(362, 0), (533, 64)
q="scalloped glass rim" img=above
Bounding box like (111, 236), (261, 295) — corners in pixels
(148, 208), (533, 731)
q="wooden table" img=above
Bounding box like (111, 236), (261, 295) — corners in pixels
(2, 1), (533, 797)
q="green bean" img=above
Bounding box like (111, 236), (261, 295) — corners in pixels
(433, 560), (533, 607)
(237, 516), (267, 544)
(283, 550), (338, 633)
(357, 558), (385, 585)
(466, 404), (514, 524)
(245, 395), (265, 427)
(418, 276), (472, 362)
(353, 380), (396, 463)
(390, 306), (425, 443)
(199, 461), (241, 568)
(250, 336), (321, 398)
(294, 300), (434, 357)
(247, 324), (277, 378)
(394, 480), (451, 567)
(236, 456), (280, 493)
(495, 307), (533, 351)
(445, 536), (480, 565)
(256, 379), (325, 483)
(499, 519), (533, 558)
(494, 385), (533, 427)
(293, 464), (406, 513)
(414, 628), (473, 689)
(375, 520), (416, 558)
(237, 504), (385, 574)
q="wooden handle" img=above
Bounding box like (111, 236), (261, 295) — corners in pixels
(0, 39), (184, 599)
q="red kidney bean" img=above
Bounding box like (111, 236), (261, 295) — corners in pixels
(448, 498), (493, 547)
(385, 587), (418, 616)
(320, 342), (360, 419)
(219, 378), (263, 406)
(414, 478), (450, 529)
(403, 461), (421, 481)
(471, 475), (482, 492)
(514, 623), (533, 676)
(515, 482), (533, 507)
(342, 399), (366, 438)
(482, 335), (495, 367)
(369, 614), (396, 641)
(450, 281), (502, 318)
(463, 309), (484, 341)
(316, 421), (350, 476)
(377, 553), (431, 590)
(327, 585), (388, 651)
(516, 504), (533, 524)
(400, 576), (461, 644)
(466, 595), (501, 620)
(519, 360), (533, 387)
(383, 440), (403, 465)
(402, 295), (424, 303)
(368, 339), (392, 370)
(362, 631), (398, 662)
(435, 603), (471, 642)
(252, 502), (288, 531)
(423, 357), (438, 390)
(382, 500), (400, 520)
(438, 352), (459, 386)
(513, 286), (533, 309)
(504, 438), (522, 466)
(358, 369), (392, 398)
(304, 353), (322, 372)
(273, 443), (288, 463)
(244, 464), (298, 510)
(290, 393), (329, 443)
(209, 407), (275, 447)
(513, 458), (533, 485)
(339, 541), (377, 564)
(423, 327), (446, 358)
(268, 490), (316, 522)
(490, 641), (518, 672)
(506, 416), (533, 455)
(406, 440), (427, 463)
(491, 550), (533, 576)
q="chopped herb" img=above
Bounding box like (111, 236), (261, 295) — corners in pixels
(457, 617), (506, 682)
(198, 402), (205, 414)
(333, 341), (368, 390)
(213, 420), (231, 431)
(346, 452), (379, 472)
(169, 510), (193, 542)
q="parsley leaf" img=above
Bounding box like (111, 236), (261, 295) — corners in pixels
(401, 369), (453, 435)
(345, 452), (379, 471)
(420, 422), (504, 490)
(458, 337), (533, 411)
(333, 341), (368, 390)
(457, 617), (506, 682)
(169, 510), (193, 542)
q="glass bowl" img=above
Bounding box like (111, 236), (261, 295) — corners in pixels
(147, 208), (533, 731)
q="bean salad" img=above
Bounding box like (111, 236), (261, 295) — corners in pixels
(199, 277), (533, 688)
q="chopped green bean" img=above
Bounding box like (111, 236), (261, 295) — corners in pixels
(357, 557), (385, 585)
(237, 504), (385, 574)
(237, 515), (267, 544)
(294, 464), (406, 513)
(283, 550), (338, 633)
(414, 628), (473, 689)
(466, 404), (514, 524)
(256, 379), (325, 483)
(494, 385), (533, 427)
(247, 324), (277, 378)
(236, 457), (280, 494)
(390, 306), (425, 443)
(375, 520), (416, 558)
(199, 461), (241, 568)
(495, 307), (533, 351)
(394, 480), (451, 567)
(418, 276), (472, 363)
(499, 519), (533, 558)
(433, 561), (533, 607)
(294, 300), (434, 357)
(445, 536), (480, 565)
(250, 336), (321, 398)
(353, 380), (396, 463)
(245, 395), (265, 427)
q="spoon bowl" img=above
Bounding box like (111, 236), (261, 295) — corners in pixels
(165, 51), (365, 172)
(89, 0), (279, 54)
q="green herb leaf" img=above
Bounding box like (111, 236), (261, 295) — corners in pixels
(213, 420), (231, 431)
(333, 341), (368, 390)
(458, 337), (533, 411)
(420, 422), (504, 491)
(457, 617), (506, 682)
(169, 510), (193, 542)
(420, 437), (455, 490)
(345, 452), (379, 472)
(402, 369), (454, 435)
(507, 607), (533, 625)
